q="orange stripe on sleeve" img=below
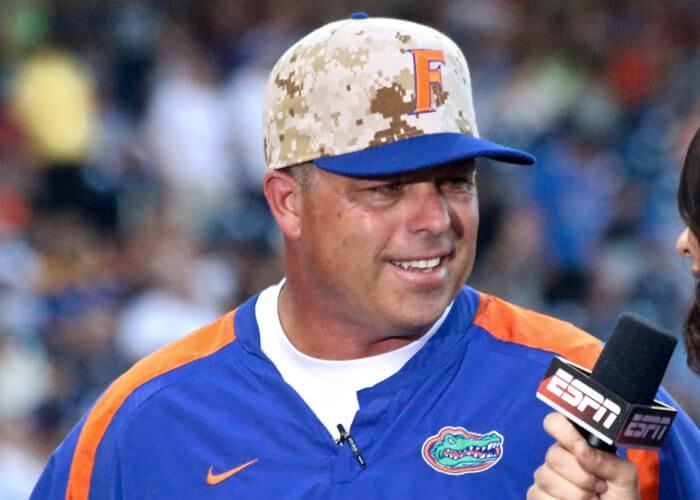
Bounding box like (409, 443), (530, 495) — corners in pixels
(473, 293), (660, 498)
(65, 310), (237, 500)
(628, 448), (660, 500)
(472, 292), (602, 369)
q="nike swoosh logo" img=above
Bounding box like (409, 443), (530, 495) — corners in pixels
(206, 458), (259, 485)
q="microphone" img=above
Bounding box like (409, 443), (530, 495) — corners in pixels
(537, 314), (678, 452)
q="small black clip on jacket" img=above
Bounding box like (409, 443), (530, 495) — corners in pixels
(336, 424), (367, 470)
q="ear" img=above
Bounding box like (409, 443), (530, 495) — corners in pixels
(263, 170), (303, 240)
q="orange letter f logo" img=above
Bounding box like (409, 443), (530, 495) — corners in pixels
(409, 49), (446, 114)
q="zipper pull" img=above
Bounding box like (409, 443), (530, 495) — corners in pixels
(336, 424), (367, 470)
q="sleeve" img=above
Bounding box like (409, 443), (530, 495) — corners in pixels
(31, 313), (235, 498)
(30, 418), (85, 499)
(656, 389), (700, 500)
(29, 407), (126, 500)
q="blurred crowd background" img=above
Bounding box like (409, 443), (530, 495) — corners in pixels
(0, 0), (698, 496)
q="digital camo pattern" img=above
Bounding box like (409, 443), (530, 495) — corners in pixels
(263, 17), (480, 169)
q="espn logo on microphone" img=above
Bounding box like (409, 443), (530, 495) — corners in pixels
(617, 411), (673, 447)
(543, 368), (621, 429)
(536, 357), (677, 449)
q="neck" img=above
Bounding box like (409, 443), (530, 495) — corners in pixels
(277, 279), (425, 360)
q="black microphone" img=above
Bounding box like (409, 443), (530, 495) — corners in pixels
(537, 313), (678, 452)
(585, 314), (677, 451)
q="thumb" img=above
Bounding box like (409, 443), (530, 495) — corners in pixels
(573, 441), (639, 491)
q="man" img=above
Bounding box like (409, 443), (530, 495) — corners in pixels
(32, 14), (698, 499)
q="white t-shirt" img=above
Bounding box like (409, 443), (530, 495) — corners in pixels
(256, 280), (451, 440)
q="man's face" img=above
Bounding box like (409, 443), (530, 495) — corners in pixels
(294, 160), (479, 336)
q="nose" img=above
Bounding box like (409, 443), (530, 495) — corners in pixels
(676, 227), (690, 257)
(405, 183), (451, 235)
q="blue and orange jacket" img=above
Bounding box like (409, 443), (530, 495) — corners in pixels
(32, 287), (699, 499)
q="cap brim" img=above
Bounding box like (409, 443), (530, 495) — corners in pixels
(313, 132), (535, 177)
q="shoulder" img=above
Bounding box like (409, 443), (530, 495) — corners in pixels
(64, 310), (238, 499)
(471, 291), (602, 370)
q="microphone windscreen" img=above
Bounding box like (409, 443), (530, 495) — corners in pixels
(591, 314), (677, 405)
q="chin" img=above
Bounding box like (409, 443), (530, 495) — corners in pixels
(388, 297), (451, 333)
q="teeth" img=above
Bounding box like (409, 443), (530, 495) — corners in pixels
(391, 257), (441, 271)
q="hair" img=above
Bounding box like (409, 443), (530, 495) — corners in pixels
(678, 127), (700, 374)
(286, 162), (316, 192)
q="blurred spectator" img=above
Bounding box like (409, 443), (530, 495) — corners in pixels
(143, 18), (234, 238)
(0, 425), (44, 500)
(10, 48), (113, 226)
(11, 49), (96, 165)
(116, 220), (236, 362)
(0, 335), (50, 422)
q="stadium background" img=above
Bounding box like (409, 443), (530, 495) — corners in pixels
(0, 0), (698, 496)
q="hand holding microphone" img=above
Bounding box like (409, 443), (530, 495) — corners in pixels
(528, 413), (640, 499)
(529, 314), (677, 499)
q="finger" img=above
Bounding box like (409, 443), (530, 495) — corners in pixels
(542, 412), (587, 453)
(573, 440), (639, 490)
(533, 463), (600, 500)
(544, 444), (607, 493)
(526, 483), (558, 500)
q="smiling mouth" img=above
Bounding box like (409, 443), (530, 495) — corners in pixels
(390, 256), (445, 272)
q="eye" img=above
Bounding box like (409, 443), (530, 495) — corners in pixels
(368, 182), (404, 196)
(440, 176), (475, 192)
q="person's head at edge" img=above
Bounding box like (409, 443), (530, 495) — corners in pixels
(259, 15), (534, 360)
(676, 126), (700, 374)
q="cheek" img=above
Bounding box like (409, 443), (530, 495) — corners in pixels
(312, 211), (382, 267)
(454, 199), (479, 242)
(339, 213), (389, 262)
(690, 234), (700, 262)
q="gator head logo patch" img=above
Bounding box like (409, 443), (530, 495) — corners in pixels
(422, 427), (504, 475)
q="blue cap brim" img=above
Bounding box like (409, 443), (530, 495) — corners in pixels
(313, 132), (535, 177)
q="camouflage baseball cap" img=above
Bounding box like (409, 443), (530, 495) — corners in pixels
(263, 13), (534, 177)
